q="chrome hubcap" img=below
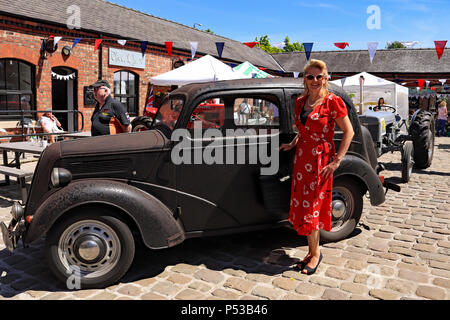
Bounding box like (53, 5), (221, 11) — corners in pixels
(332, 199), (346, 219)
(58, 220), (121, 278)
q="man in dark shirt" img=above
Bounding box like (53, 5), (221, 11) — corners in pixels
(90, 79), (131, 136)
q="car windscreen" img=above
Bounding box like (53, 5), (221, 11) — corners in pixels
(152, 97), (184, 136)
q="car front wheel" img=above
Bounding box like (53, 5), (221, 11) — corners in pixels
(320, 177), (363, 243)
(45, 211), (135, 289)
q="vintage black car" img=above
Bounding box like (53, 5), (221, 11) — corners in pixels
(1, 78), (397, 288)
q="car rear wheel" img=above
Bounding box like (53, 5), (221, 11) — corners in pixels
(320, 177), (363, 243)
(45, 211), (135, 289)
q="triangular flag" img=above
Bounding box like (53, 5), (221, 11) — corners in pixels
(72, 38), (81, 48)
(341, 77), (346, 87)
(367, 42), (379, 63)
(334, 42), (349, 49)
(243, 42), (259, 48)
(417, 79), (425, 91)
(434, 40), (447, 62)
(216, 42), (225, 58)
(94, 39), (102, 52)
(53, 36), (62, 49)
(431, 87), (436, 91)
(293, 72), (300, 78)
(303, 43), (313, 60)
(117, 40), (127, 46)
(140, 41), (148, 56)
(439, 79), (447, 86)
(40, 39), (45, 51)
(190, 42), (198, 59)
(230, 63), (236, 69)
(165, 41), (173, 57)
(425, 80), (430, 88)
(401, 41), (419, 48)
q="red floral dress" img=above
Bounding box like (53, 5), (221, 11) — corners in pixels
(289, 93), (348, 236)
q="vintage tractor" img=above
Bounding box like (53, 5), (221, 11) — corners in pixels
(358, 106), (435, 182)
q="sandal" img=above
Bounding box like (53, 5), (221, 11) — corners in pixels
(297, 255), (311, 270)
(301, 253), (323, 275)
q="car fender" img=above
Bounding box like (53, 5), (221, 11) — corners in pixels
(24, 179), (185, 249)
(334, 155), (385, 206)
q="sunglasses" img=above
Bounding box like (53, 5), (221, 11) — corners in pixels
(305, 74), (325, 81)
(93, 86), (107, 91)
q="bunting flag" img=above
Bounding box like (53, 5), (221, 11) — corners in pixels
(146, 86), (154, 108)
(117, 40), (127, 46)
(72, 38), (81, 48)
(434, 40), (447, 62)
(417, 79), (425, 91)
(165, 41), (173, 57)
(340, 77), (346, 87)
(431, 87), (436, 91)
(303, 42), (314, 60)
(140, 41), (148, 56)
(40, 39), (45, 51)
(51, 71), (76, 80)
(190, 41), (198, 59)
(439, 79), (447, 86)
(94, 39), (102, 52)
(367, 42), (378, 63)
(401, 41), (419, 48)
(216, 42), (225, 58)
(334, 42), (349, 49)
(293, 72), (300, 78)
(425, 80), (430, 88)
(243, 42), (259, 48)
(53, 36), (62, 49)
(273, 42), (285, 49)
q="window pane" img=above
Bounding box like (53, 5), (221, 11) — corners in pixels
(234, 98), (279, 127)
(0, 95), (6, 112)
(128, 97), (135, 114)
(129, 76), (135, 95)
(0, 60), (5, 90)
(6, 59), (18, 90)
(19, 62), (32, 91)
(114, 72), (121, 95)
(8, 95), (19, 112)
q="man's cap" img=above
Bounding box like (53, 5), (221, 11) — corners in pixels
(90, 79), (111, 89)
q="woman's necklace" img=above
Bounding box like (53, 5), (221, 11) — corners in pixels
(306, 96), (322, 110)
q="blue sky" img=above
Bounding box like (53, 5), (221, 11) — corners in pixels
(111, 0), (450, 51)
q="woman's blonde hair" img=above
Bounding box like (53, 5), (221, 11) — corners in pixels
(439, 100), (447, 107)
(302, 59), (329, 98)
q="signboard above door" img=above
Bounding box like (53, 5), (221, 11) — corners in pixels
(109, 48), (146, 69)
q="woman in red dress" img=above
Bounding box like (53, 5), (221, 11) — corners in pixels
(280, 59), (354, 275)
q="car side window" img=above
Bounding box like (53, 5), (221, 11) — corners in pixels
(187, 98), (224, 129)
(233, 97), (279, 127)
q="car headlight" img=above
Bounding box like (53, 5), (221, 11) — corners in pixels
(10, 201), (24, 221)
(50, 168), (72, 188)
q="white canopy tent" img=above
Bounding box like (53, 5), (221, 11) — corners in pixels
(150, 55), (239, 86)
(330, 72), (409, 123)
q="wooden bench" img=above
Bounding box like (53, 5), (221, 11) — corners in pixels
(0, 165), (34, 204)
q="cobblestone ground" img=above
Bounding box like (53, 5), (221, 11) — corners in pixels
(0, 138), (449, 300)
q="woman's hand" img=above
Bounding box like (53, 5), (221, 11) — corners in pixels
(279, 134), (299, 151)
(320, 158), (341, 180)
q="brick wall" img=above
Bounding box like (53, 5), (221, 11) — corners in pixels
(0, 15), (190, 134)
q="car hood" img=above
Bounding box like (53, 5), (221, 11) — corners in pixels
(58, 129), (170, 158)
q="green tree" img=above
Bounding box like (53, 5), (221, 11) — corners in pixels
(204, 28), (214, 34)
(386, 41), (406, 49)
(255, 35), (304, 53)
(283, 36), (304, 52)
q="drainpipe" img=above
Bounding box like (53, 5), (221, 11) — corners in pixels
(98, 34), (103, 80)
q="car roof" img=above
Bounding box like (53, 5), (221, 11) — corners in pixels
(170, 78), (306, 99)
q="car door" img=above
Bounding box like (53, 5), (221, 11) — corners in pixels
(174, 89), (290, 233)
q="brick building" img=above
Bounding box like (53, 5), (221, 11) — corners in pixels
(0, 0), (281, 136)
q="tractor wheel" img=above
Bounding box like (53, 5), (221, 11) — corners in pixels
(409, 110), (435, 169)
(401, 141), (414, 182)
(131, 116), (153, 132)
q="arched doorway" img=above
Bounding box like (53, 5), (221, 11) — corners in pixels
(51, 67), (78, 131)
